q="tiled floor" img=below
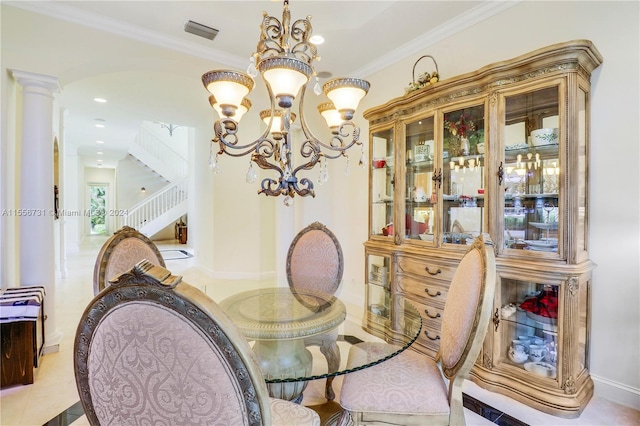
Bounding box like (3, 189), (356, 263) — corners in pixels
(1, 235), (638, 426)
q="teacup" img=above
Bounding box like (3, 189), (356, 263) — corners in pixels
(529, 345), (546, 362)
(511, 340), (528, 354)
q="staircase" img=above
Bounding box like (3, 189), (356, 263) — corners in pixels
(120, 127), (188, 237)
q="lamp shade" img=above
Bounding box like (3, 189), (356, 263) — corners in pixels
(202, 70), (254, 117)
(322, 78), (370, 120)
(317, 102), (342, 129)
(209, 96), (252, 122)
(260, 110), (297, 134)
(258, 57), (312, 108)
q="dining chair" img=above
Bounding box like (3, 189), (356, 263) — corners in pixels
(92, 225), (165, 295)
(338, 236), (496, 425)
(74, 260), (320, 426)
(286, 221), (344, 401)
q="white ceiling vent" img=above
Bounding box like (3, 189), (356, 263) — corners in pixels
(184, 20), (218, 40)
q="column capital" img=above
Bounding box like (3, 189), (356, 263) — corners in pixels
(10, 69), (61, 93)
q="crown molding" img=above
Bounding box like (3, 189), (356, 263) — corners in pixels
(352, 1), (521, 78)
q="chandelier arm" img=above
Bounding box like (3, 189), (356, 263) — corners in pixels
(309, 123), (362, 157)
(291, 145), (321, 176)
(258, 177), (286, 197)
(290, 177), (315, 198)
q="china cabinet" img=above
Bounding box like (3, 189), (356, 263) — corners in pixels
(362, 40), (602, 418)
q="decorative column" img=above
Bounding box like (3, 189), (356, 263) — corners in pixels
(11, 69), (63, 353)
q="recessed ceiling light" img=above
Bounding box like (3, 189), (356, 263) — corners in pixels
(310, 35), (324, 45)
(96, 140), (104, 144)
(94, 98), (107, 103)
(97, 151), (103, 155)
(95, 124), (105, 128)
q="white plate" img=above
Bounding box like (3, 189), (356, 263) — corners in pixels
(524, 239), (557, 248)
(524, 361), (557, 378)
(529, 222), (558, 230)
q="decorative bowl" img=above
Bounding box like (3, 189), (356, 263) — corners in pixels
(531, 128), (558, 146)
(373, 158), (386, 168)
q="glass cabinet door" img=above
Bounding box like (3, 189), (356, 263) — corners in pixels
(365, 253), (391, 325)
(499, 278), (560, 380)
(442, 104), (486, 244)
(405, 117), (435, 242)
(370, 128), (394, 239)
(502, 86), (560, 255)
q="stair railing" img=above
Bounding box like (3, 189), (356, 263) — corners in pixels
(121, 178), (188, 230)
(132, 127), (188, 179)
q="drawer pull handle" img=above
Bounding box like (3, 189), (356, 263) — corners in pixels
(425, 288), (442, 297)
(424, 331), (440, 341)
(424, 308), (441, 319)
(425, 267), (441, 276)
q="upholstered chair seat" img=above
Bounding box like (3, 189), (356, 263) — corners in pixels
(75, 260), (320, 426)
(338, 236), (496, 426)
(93, 226), (165, 294)
(287, 221), (344, 401)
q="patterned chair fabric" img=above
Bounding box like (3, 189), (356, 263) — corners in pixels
(287, 221), (344, 296)
(75, 260), (320, 426)
(338, 236), (496, 426)
(93, 226), (165, 295)
(286, 221), (344, 401)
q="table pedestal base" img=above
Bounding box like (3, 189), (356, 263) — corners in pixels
(253, 340), (312, 401)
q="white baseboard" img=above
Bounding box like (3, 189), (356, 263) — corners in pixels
(592, 374), (640, 411)
(194, 261), (276, 281)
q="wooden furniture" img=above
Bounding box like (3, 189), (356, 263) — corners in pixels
(341, 237), (495, 425)
(363, 40), (601, 418)
(0, 286), (45, 388)
(93, 225), (165, 294)
(74, 260), (321, 426)
(286, 221), (344, 400)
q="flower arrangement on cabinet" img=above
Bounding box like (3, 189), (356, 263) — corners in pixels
(444, 110), (484, 156)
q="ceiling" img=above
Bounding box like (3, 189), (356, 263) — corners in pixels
(2, 1), (508, 168)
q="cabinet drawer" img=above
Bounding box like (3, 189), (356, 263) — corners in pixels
(396, 275), (449, 309)
(408, 298), (444, 326)
(396, 256), (456, 282)
(414, 321), (442, 357)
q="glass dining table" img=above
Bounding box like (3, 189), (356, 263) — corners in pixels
(218, 284), (422, 418)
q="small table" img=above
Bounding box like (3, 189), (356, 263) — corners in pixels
(220, 287), (422, 407)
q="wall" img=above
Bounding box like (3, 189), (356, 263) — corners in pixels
(343, 0), (639, 408)
(115, 155), (169, 212)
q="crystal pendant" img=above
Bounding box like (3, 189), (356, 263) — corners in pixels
(246, 161), (257, 184)
(209, 153), (220, 174)
(247, 56), (258, 78)
(283, 195), (294, 206)
(345, 156), (350, 176)
(313, 76), (322, 95)
(318, 161), (329, 184)
(359, 146), (367, 167)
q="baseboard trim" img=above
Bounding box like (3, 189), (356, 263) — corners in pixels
(592, 374), (640, 410)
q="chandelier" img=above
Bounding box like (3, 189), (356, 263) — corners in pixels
(202, 0), (370, 205)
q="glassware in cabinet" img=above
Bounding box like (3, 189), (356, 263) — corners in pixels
(404, 117), (435, 242)
(370, 128), (394, 239)
(501, 86), (561, 255)
(442, 104), (486, 245)
(365, 253), (391, 324)
(498, 279), (560, 379)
